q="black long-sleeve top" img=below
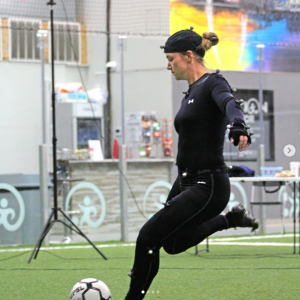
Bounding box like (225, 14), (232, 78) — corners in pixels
(174, 72), (244, 170)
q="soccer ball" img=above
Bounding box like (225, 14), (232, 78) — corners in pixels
(69, 278), (112, 300)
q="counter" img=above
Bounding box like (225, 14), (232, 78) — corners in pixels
(54, 159), (175, 242)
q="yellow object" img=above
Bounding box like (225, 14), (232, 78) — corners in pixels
(2, 19), (9, 61)
(81, 24), (88, 65)
(275, 170), (295, 177)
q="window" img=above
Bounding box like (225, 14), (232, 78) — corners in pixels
(9, 19), (41, 61)
(51, 22), (81, 64)
(8, 18), (81, 64)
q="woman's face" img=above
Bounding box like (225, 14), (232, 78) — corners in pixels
(166, 53), (188, 80)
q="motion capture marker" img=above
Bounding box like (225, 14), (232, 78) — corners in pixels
(246, 125), (251, 129)
(227, 125), (232, 129)
(182, 172), (187, 177)
(190, 26), (194, 30)
(142, 290), (145, 294)
(235, 98), (244, 104)
(160, 45), (165, 49)
(249, 131), (254, 136)
(216, 69), (220, 73)
(182, 90), (188, 95)
(232, 87), (237, 92)
(148, 250), (153, 255)
(127, 269), (135, 278)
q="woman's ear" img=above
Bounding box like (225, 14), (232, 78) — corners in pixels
(186, 50), (193, 63)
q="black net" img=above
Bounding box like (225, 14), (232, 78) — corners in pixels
(0, 0), (170, 36)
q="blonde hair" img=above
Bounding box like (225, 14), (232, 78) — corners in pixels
(200, 32), (219, 51)
(190, 32), (219, 65)
(180, 31), (219, 66)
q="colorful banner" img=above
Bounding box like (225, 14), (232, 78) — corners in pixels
(170, 0), (300, 72)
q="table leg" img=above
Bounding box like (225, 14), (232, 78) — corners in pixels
(62, 181), (70, 238)
(293, 182), (296, 254)
(298, 182), (300, 254)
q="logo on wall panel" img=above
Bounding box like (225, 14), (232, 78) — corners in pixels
(142, 181), (248, 219)
(0, 183), (25, 232)
(65, 182), (106, 228)
(278, 183), (299, 218)
(143, 181), (172, 219)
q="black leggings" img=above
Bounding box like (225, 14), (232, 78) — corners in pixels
(125, 172), (231, 300)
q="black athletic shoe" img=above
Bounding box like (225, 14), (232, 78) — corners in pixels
(225, 204), (259, 232)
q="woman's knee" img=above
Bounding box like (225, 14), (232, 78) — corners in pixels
(136, 227), (161, 252)
(163, 241), (177, 255)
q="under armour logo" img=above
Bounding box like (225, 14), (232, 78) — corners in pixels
(188, 99), (194, 104)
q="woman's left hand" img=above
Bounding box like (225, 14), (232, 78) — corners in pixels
(228, 119), (252, 151)
(230, 135), (250, 152)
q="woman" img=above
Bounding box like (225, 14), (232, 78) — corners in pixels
(124, 28), (258, 300)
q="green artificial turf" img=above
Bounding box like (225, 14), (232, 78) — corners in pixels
(1, 234), (299, 300)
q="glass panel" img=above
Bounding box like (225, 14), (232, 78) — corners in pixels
(72, 26), (79, 62)
(34, 33), (40, 60)
(48, 23), (80, 63)
(33, 22), (40, 60)
(32, 22), (39, 31)
(58, 24), (65, 61)
(27, 27), (33, 59)
(77, 119), (101, 149)
(10, 20), (18, 30)
(53, 25), (58, 61)
(11, 24), (18, 59)
(66, 25), (72, 62)
(19, 21), (25, 59)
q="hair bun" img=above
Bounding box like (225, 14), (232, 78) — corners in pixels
(201, 32), (219, 51)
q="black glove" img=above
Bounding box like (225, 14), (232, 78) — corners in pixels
(228, 119), (252, 146)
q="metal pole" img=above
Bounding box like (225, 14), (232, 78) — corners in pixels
(119, 145), (128, 241)
(104, 0), (112, 158)
(41, 38), (46, 144)
(257, 145), (266, 234)
(39, 145), (50, 245)
(37, 30), (48, 144)
(257, 45), (265, 146)
(256, 44), (266, 234)
(294, 182), (296, 254)
(120, 37), (126, 145)
(118, 36), (128, 241)
(298, 182), (300, 254)
(48, 1), (58, 220)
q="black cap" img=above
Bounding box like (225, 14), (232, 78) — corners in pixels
(161, 28), (205, 57)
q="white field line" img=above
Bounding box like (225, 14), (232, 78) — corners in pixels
(210, 234), (294, 242)
(209, 242), (295, 247)
(0, 243), (136, 253)
(0, 235), (295, 253)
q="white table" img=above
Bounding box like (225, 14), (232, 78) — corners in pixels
(230, 177), (300, 254)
